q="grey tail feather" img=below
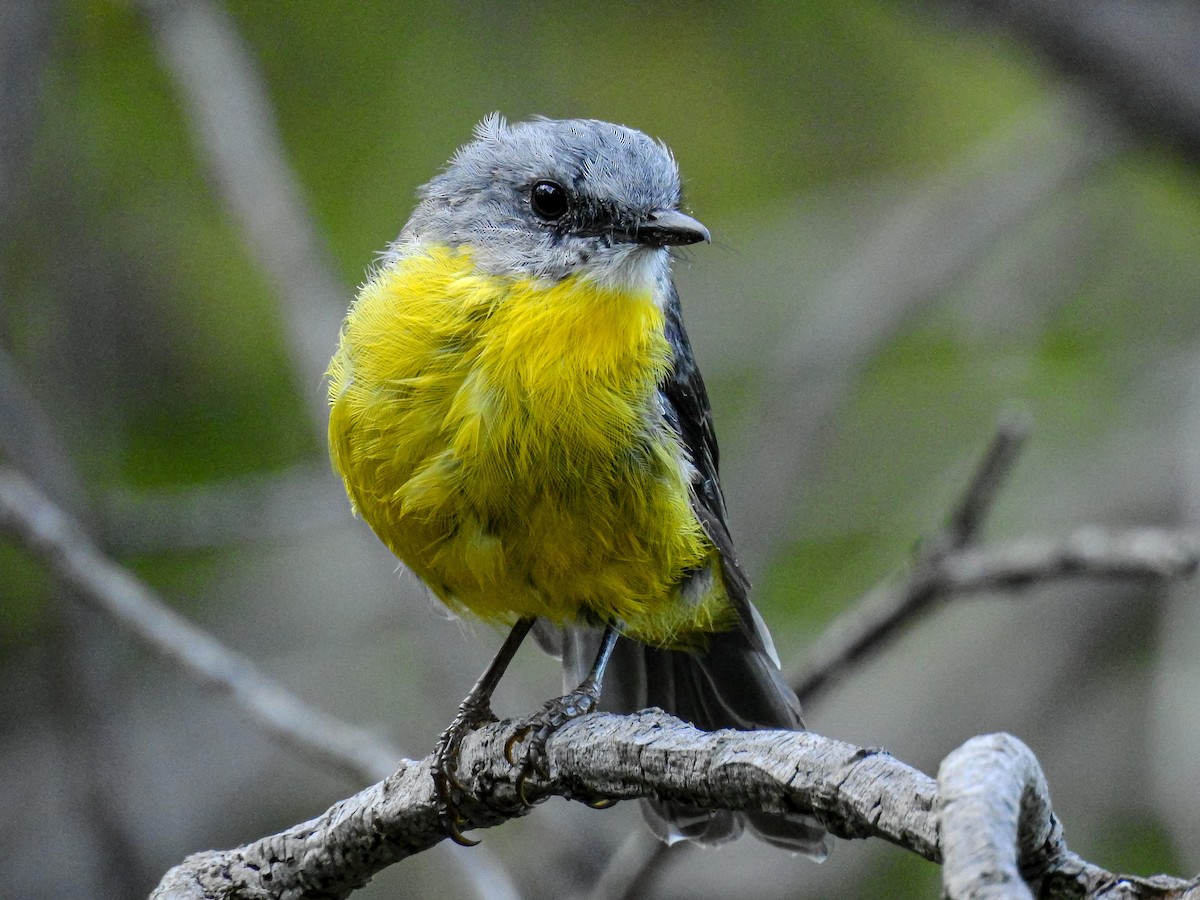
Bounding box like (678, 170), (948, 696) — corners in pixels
(557, 625), (831, 859)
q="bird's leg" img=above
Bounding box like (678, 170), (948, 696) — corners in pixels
(505, 624), (620, 806)
(433, 616), (535, 846)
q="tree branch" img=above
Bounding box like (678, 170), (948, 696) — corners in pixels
(0, 466), (400, 785)
(150, 712), (1200, 900)
(938, 733), (1060, 900)
(938, 733), (1200, 900)
(793, 525), (1200, 705)
(149, 711), (935, 900)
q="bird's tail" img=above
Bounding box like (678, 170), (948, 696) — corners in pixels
(546, 619), (831, 859)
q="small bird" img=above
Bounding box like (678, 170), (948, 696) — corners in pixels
(327, 115), (828, 856)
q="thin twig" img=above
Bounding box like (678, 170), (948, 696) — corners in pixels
(794, 527), (1200, 706)
(793, 420), (1028, 705)
(938, 414), (1031, 553)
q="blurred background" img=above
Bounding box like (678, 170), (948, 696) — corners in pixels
(3, 1), (1200, 897)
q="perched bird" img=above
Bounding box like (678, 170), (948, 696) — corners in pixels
(327, 114), (828, 856)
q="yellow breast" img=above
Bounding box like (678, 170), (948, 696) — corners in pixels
(327, 245), (728, 645)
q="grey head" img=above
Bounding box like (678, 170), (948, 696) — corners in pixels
(394, 115), (709, 287)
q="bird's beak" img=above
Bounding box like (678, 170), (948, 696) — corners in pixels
(631, 209), (711, 247)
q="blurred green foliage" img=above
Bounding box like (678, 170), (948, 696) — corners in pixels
(4, 1), (1200, 897)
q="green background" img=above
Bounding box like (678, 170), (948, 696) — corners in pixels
(3, 1), (1198, 897)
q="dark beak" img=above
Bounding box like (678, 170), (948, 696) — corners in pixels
(631, 209), (711, 247)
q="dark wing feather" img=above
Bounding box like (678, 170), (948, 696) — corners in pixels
(658, 282), (758, 648)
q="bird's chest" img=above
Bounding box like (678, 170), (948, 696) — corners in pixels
(336, 261), (681, 523)
(381, 276), (704, 619)
(329, 252), (712, 628)
(437, 277), (676, 507)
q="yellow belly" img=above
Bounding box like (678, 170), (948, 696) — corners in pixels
(327, 246), (728, 646)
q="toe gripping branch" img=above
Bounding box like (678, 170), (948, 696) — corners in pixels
(432, 692), (499, 846)
(505, 682), (602, 806)
(432, 620), (620, 845)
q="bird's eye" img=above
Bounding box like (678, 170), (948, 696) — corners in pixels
(530, 180), (569, 221)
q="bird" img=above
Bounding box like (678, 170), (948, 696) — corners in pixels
(327, 114), (829, 857)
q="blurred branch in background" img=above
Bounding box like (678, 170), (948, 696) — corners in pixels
(793, 416), (1028, 704)
(0, 466), (400, 784)
(137, 0), (347, 435)
(100, 464), (347, 554)
(796, 524), (1200, 706)
(939, 0), (1200, 164)
(731, 89), (1122, 573)
(792, 419), (1198, 704)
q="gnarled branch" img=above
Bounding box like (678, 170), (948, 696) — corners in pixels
(151, 712), (1200, 900)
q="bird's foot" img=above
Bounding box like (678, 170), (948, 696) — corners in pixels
(504, 684), (601, 807)
(432, 695), (499, 846)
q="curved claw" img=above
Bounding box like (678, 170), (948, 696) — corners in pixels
(434, 768), (480, 846)
(503, 688), (603, 809)
(443, 813), (481, 847)
(514, 768), (535, 808)
(504, 726), (532, 765)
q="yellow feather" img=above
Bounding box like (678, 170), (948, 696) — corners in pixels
(327, 245), (727, 646)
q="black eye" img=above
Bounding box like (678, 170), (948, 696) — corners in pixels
(530, 180), (569, 221)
